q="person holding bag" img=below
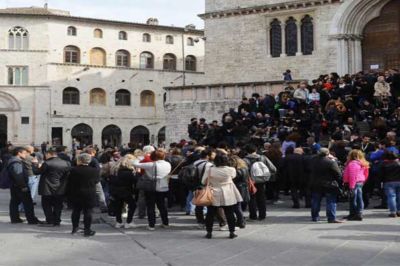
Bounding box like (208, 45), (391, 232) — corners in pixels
(133, 149), (171, 231)
(201, 152), (243, 239)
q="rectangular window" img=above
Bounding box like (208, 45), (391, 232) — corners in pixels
(7, 66), (28, 85)
(21, 117), (29, 124)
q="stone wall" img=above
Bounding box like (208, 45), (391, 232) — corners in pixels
(164, 80), (299, 144)
(203, 2), (340, 84)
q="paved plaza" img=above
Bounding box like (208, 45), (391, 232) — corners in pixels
(0, 191), (399, 266)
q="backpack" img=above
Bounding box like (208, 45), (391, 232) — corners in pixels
(179, 161), (207, 190)
(0, 164), (12, 189)
(246, 157), (271, 184)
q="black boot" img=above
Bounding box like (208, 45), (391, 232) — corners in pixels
(229, 232), (238, 239)
(84, 230), (96, 237)
(205, 232), (212, 239)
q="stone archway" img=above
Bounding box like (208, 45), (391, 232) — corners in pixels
(330, 0), (391, 74)
(0, 91), (21, 146)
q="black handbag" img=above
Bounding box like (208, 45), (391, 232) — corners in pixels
(136, 163), (157, 192)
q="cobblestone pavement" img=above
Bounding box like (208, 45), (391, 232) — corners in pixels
(0, 191), (399, 266)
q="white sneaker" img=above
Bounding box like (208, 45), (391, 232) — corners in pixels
(122, 212), (128, 219)
(147, 226), (155, 231)
(124, 222), (136, 229)
(197, 223), (205, 229)
(219, 225), (229, 231)
(115, 223), (124, 229)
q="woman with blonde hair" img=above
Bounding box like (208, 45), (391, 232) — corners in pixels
(230, 155), (249, 228)
(343, 149), (369, 221)
(109, 154), (138, 229)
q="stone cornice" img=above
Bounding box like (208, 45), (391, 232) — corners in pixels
(199, 0), (341, 20)
(0, 49), (48, 53)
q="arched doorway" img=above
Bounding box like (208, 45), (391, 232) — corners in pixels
(329, 0), (392, 74)
(0, 115), (7, 148)
(130, 126), (150, 147)
(71, 123), (93, 148)
(362, 0), (400, 71)
(102, 125), (122, 148)
(158, 127), (166, 147)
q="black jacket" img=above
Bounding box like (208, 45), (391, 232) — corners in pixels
(380, 160), (400, 183)
(67, 165), (100, 208)
(7, 157), (28, 189)
(166, 155), (185, 175)
(38, 157), (71, 196)
(109, 168), (136, 198)
(309, 155), (342, 193)
(282, 154), (306, 188)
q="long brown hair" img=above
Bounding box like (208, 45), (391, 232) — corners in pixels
(346, 149), (370, 168)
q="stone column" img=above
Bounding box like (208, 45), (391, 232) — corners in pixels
(354, 38), (363, 73)
(296, 20), (303, 56)
(266, 26), (271, 58)
(280, 22), (286, 57)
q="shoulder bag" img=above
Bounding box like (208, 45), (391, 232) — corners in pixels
(192, 168), (214, 206)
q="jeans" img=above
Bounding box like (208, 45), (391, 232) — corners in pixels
(311, 192), (337, 222)
(10, 187), (37, 223)
(41, 195), (64, 225)
(249, 183), (266, 220)
(114, 195), (137, 224)
(205, 205), (235, 233)
(349, 183), (364, 216)
(19, 175), (39, 211)
(71, 203), (93, 231)
(185, 191), (195, 214)
(28, 175), (40, 201)
(233, 202), (244, 226)
(96, 182), (107, 210)
(144, 191), (169, 228)
(384, 182), (400, 213)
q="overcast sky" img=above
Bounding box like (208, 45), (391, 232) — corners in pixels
(0, 0), (205, 28)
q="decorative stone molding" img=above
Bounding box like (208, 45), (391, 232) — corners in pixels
(199, 0), (340, 20)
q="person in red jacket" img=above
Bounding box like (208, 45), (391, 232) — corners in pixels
(343, 149), (369, 221)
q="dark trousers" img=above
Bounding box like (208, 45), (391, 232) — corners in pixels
(9, 187), (36, 223)
(41, 195), (64, 225)
(145, 191), (169, 228)
(249, 183), (266, 220)
(71, 203), (93, 231)
(168, 179), (186, 209)
(114, 195), (137, 224)
(233, 202), (244, 225)
(205, 205), (235, 233)
(195, 206), (226, 225)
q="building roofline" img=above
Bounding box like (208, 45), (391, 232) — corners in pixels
(199, 0), (341, 20)
(0, 11), (204, 35)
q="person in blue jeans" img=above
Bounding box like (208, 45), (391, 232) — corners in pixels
(379, 151), (400, 217)
(309, 148), (343, 223)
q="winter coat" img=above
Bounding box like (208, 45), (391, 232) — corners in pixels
(67, 165), (100, 208)
(309, 155), (342, 193)
(7, 156), (28, 189)
(380, 160), (400, 183)
(282, 154), (306, 189)
(133, 160), (171, 192)
(109, 168), (136, 198)
(343, 160), (369, 190)
(201, 166), (243, 207)
(38, 157), (71, 196)
(374, 82), (391, 97)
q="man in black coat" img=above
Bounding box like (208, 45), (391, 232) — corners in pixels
(38, 149), (70, 226)
(7, 147), (42, 224)
(67, 153), (100, 237)
(282, 148), (306, 208)
(309, 148), (343, 223)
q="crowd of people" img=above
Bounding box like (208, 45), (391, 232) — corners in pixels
(1, 69), (400, 239)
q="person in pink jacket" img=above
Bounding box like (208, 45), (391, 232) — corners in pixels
(343, 150), (370, 221)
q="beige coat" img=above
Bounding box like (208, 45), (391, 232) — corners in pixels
(202, 166), (243, 207)
(374, 82), (391, 97)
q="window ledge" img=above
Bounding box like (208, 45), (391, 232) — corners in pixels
(48, 62), (205, 74)
(0, 49), (48, 53)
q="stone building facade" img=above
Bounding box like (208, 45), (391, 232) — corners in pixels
(0, 6), (205, 149)
(165, 0), (400, 143)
